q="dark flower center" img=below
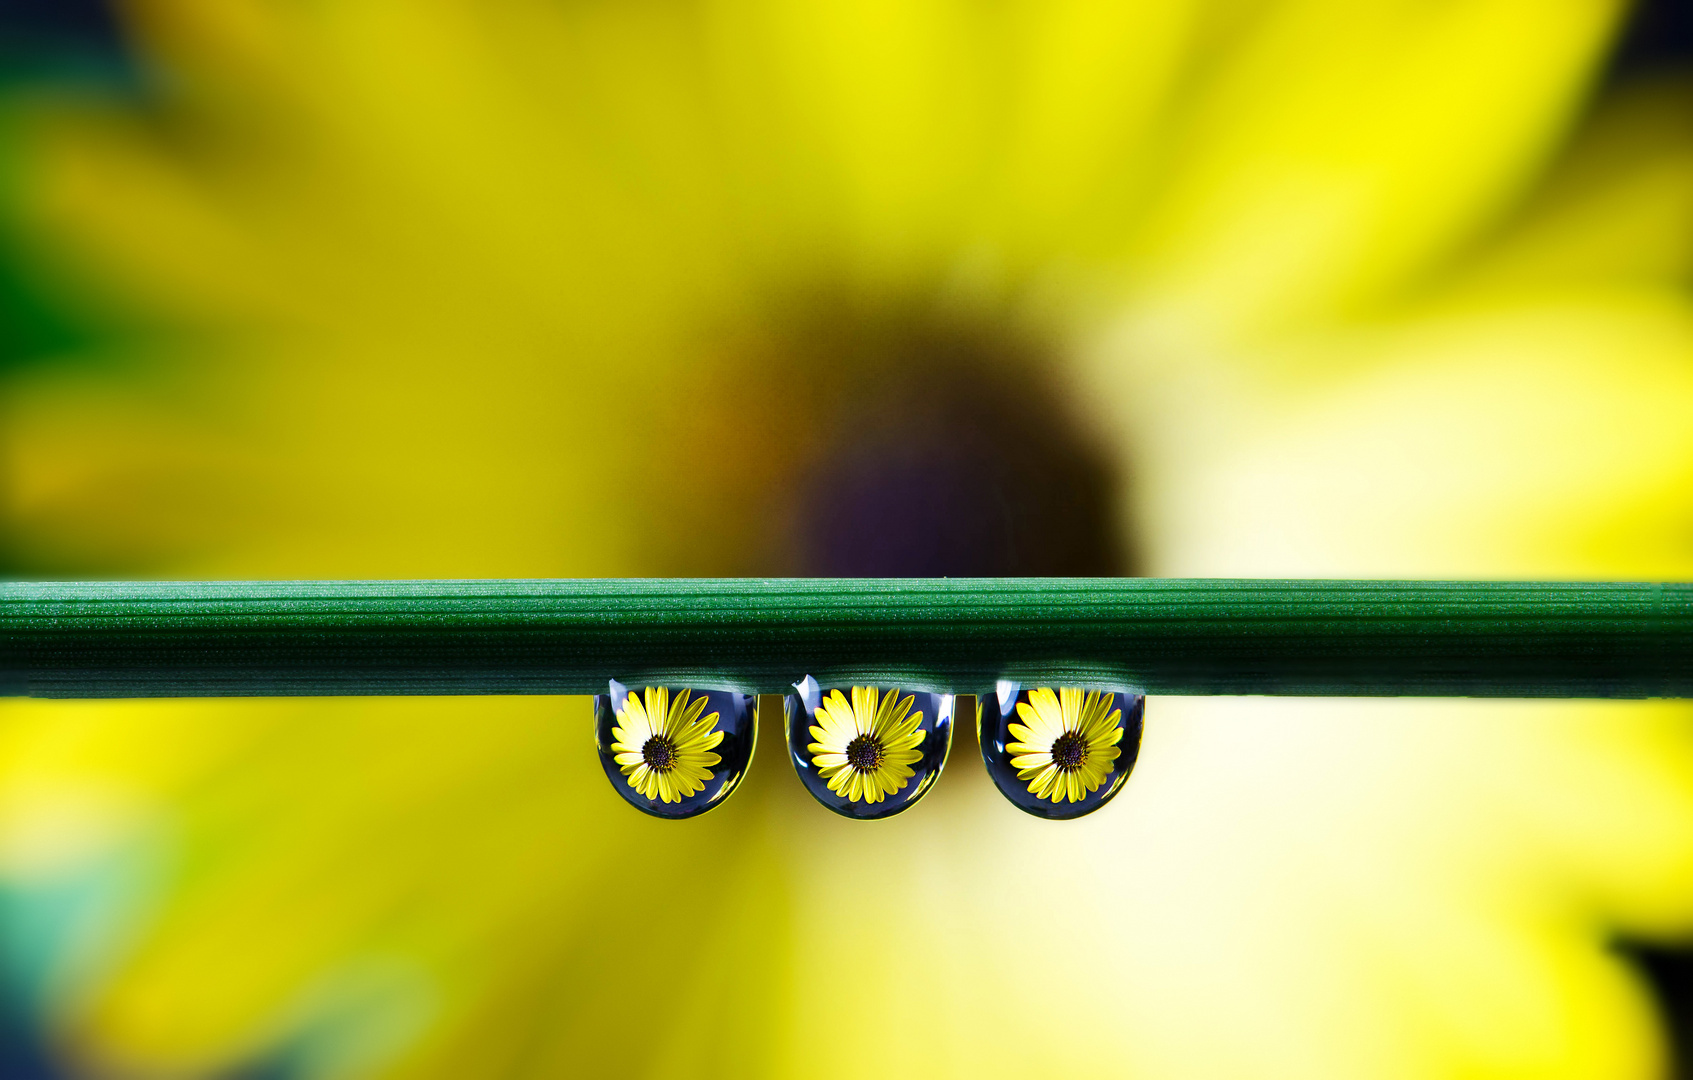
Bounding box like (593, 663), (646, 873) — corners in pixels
(1050, 730), (1090, 772)
(642, 735), (678, 771)
(845, 734), (886, 772)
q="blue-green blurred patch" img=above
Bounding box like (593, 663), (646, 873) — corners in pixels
(0, 843), (157, 1078)
(0, 842), (432, 1080)
(0, 0), (130, 90)
(0, 0), (134, 376)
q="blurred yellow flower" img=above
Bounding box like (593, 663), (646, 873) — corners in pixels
(809, 687), (924, 804)
(611, 687), (723, 803)
(1009, 688), (1122, 804)
(0, 1), (1688, 1079)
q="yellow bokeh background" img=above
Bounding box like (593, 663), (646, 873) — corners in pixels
(0, 0), (1691, 1076)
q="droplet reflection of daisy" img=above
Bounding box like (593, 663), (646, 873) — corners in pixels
(1009, 688), (1124, 804)
(808, 687), (925, 804)
(610, 687), (723, 804)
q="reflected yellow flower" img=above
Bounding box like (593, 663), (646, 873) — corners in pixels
(809, 688), (924, 804)
(610, 687), (723, 803)
(1009, 688), (1122, 803)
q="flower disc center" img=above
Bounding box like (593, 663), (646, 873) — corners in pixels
(642, 735), (678, 771)
(845, 734), (886, 772)
(1051, 730), (1090, 772)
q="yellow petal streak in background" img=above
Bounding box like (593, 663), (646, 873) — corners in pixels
(1, 1), (1692, 1078)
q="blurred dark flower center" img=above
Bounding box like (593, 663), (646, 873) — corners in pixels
(787, 308), (1133, 578)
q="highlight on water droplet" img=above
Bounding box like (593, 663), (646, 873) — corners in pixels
(594, 680), (756, 819)
(978, 681), (1144, 820)
(786, 676), (952, 820)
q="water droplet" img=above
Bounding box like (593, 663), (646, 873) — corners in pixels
(978, 681), (1143, 819)
(785, 676), (953, 820)
(595, 680), (756, 819)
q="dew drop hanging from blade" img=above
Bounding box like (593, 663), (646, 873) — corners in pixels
(594, 680), (757, 819)
(786, 676), (952, 820)
(978, 682), (1143, 819)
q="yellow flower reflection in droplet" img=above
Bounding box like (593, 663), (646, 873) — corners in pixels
(1009, 688), (1123, 804)
(808, 688), (925, 804)
(609, 687), (723, 803)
